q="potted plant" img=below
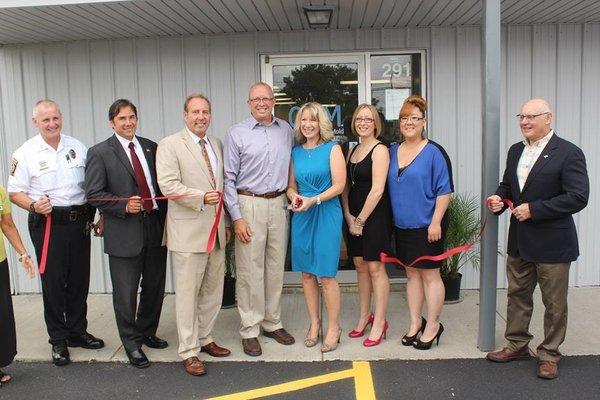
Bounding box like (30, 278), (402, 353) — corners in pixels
(221, 239), (236, 308)
(441, 193), (481, 303)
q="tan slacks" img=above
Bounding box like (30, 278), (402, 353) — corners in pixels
(235, 194), (289, 339)
(505, 255), (570, 362)
(172, 244), (224, 360)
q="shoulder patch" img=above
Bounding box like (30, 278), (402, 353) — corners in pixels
(10, 157), (18, 176)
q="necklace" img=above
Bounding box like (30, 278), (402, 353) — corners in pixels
(304, 139), (323, 158)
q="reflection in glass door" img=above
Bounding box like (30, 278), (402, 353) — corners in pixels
(262, 52), (425, 284)
(263, 55), (365, 282)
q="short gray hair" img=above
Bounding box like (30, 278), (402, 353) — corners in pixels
(32, 99), (61, 119)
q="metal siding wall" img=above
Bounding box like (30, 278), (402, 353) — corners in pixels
(1, 24), (599, 292)
(578, 23), (600, 286)
(456, 26), (483, 289)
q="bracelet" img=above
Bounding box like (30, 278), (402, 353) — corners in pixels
(315, 196), (321, 205)
(18, 253), (30, 262)
(354, 217), (365, 227)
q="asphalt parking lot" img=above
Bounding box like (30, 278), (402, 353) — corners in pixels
(2, 356), (599, 399)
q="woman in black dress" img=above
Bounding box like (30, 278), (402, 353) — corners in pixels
(0, 186), (36, 387)
(341, 104), (392, 347)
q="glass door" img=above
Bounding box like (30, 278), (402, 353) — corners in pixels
(262, 51), (425, 284)
(263, 54), (366, 284)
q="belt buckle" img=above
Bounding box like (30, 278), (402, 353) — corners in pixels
(69, 210), (78, 222)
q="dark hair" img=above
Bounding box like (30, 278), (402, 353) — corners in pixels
(108, 99), (138, 121)
(184, 93), (211, 112)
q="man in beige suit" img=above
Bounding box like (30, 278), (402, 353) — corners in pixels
(156, 94), (231, 377)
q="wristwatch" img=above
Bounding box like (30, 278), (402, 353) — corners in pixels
(29, 201), (36, 213)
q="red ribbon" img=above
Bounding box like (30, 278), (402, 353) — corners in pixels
(38, 214), (52, 274)
(206, 193), (223, 253)
(88, 193), (222, 253)
(380, 197), (514, 268)
(38, 192), (222, 274)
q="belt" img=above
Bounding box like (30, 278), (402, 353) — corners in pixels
(236, 189), (285, 199)
(44, 205), (91, 224)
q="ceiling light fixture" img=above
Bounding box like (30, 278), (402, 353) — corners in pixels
(303, 4), (334, 29)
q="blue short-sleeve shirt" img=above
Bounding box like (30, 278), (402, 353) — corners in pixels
(387, 141), (454, 229)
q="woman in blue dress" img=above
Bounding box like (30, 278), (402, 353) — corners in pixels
(287, 102), (346, 353)
(388, 95), (453, 350)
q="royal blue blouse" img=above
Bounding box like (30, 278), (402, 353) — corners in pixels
(387, 141), (454, 229)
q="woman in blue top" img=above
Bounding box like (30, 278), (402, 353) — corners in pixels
(287, 102), (346, 353)
(388, 95), (453, 350)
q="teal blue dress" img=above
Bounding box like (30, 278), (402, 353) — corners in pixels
(291, 141), (342, 278)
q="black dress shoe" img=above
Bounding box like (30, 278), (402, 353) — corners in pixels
(67, 333), (105, 349)
(142, 335), (168, 349)
(51, 343), (70, 366)
(126, 348), (150, 368)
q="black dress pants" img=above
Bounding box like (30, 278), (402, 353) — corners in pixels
(28, 210), (91, 345)
(108, 213), (167, 352)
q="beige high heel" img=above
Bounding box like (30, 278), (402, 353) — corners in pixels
(304, 321), (321, 348)
(321, 328), (342, 353)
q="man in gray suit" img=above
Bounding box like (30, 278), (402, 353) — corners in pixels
(85, 99), (168, 368)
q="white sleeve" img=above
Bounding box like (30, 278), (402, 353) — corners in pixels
(7, 147), (32, 194)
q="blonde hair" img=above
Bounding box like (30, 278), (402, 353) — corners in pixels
(293, 102), (333, 144)
(351, 104), (382, 138)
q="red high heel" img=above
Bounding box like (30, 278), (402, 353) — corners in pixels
(362, 320), (389, 347)
(348, 313), (374, 338)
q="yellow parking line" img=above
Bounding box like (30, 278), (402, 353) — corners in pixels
(206, 368), (356, 400)
(352, 361), (376, 400)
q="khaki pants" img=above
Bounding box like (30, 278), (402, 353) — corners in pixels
(172, 244), (224, 360)
(235, 194), (289, 339)
(505, 255), (570, 362)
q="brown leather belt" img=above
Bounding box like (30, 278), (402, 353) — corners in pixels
(237, 189), (285, 199)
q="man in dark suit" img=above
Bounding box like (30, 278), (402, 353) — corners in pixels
(85, 99), (168, 368)
(486, 98), (589, 380)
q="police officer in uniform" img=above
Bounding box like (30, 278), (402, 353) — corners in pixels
(7, 99), (104, 366)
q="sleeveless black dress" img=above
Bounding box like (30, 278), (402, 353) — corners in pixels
(346, 142), (392, 261)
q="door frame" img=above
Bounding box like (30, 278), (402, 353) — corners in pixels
(261, 50), (427, 284)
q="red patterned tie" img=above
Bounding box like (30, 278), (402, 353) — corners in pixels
(128, 142), (153, 213)
(200, 138), (216, 189)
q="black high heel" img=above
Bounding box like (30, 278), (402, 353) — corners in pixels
(413, 322), (444, 350)
(401, 316), (426, 346)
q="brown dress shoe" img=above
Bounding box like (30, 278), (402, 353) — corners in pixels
(201, 342), (231, 357)
(263, 328), (295, 345)
(242, 338), (262, 357)
(537, 360), (559, 379)
(183, 356), (206, 376)
(486, 346), (531, 363)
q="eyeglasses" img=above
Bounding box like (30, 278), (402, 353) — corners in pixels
(355, 117), (375, 123)
(516, 112), (550, 121)
(399, 116), (424, 123)
(249, 97), (275, 104)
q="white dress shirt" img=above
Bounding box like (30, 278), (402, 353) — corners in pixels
(114, 133), (158, 209)
(185, 127), (218, 173)
(517, 130), (554, 191)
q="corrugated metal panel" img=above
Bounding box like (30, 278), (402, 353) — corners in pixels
(2, 23), (599, 293)
(578, 23), (600, 286)
(2, 1), (600, 45)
